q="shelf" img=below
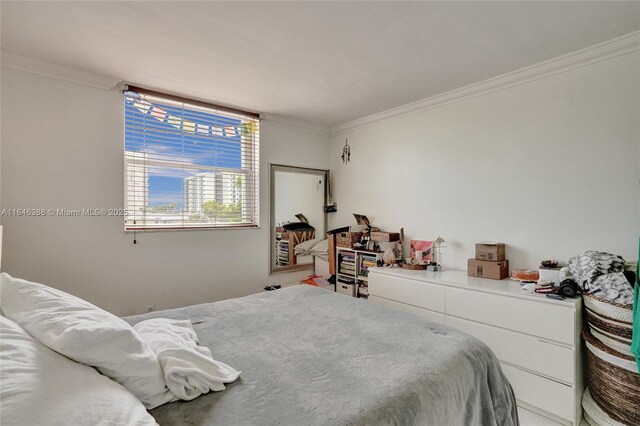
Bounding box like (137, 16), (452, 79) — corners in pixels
(337, 273), (356, 279)
(336, 246), (383, 297)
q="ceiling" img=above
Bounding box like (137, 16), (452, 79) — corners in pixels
(2, 1), (639, 128)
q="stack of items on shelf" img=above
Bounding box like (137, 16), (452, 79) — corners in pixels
(467, 243), (509, 280)
(333, 215), (403, 298)
(357, 253), (379, 298)
(326, 226), (349, 278)
(338, 251), (356, 276)
(359, 253), (378, 278)
(275, 237), (290, 267)
(567, 251), (639, 426)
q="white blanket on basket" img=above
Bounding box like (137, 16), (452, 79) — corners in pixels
(134, 318), (240, 401)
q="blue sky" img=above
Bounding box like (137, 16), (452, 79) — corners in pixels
(125, 96), (243, 209)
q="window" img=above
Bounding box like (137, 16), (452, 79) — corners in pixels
(124, 87), (260, 230)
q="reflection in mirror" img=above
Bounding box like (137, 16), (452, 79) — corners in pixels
(270, 164), (328, 274)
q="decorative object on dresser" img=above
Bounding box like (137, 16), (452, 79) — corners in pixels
(409, 240), (433, 264)
(368, 268), (584, 425)
(401, 262), (428, 270)
(427, 235), (446, 272)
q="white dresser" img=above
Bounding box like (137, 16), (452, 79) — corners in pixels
(368, 268), (583, 425)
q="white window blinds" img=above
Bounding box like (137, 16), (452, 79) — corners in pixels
(124, 87), (260, 230)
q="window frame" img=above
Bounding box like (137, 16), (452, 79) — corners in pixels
(123, 86), (260, 232)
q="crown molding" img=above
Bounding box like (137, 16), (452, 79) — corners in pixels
(331, 30), (640, 136)
(1, 51), (122, 90)
(262, 113), (330, 136)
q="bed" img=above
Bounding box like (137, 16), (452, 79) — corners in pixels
(125, 285), (518, 425)
(294, 238), (331, 278)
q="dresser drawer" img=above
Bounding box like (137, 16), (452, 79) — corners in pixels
(447, 316), (574, 384)
(501, 363), (574, 421)
(446, 287), (575, 344)
(369, 273), (446, 313)
(369, 296), (446, 324)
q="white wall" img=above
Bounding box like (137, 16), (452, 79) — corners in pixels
(330, 51), (640, 271)
(0, 66), (330, 316)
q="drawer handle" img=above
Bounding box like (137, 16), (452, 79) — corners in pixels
(538, 339), (571, 349)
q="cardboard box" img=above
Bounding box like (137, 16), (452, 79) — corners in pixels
(468, 259), (509, 280)
(370, 231), (400, 242)
(475, 243), (506, 261)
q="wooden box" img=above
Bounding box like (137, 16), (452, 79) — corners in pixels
(371, 231), (400, 242)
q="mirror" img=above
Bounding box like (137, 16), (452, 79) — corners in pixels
(270, 164), (328, 274)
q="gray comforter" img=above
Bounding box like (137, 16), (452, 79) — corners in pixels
(125, 285), (518, 426)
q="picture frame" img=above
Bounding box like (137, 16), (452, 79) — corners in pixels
(409, 240), (433, 263)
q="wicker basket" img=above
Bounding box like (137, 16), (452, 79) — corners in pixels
(336, 231), (363, 248)
(583, 293), (633, 354)
(583, 293), (633, 323)
(582, 388), (625, 426)
(582, 327), (640, 425)
(590, 327), (633, 358)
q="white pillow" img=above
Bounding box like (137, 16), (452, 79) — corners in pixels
(0, 273), (173, 409)
(0, 316), (158, 426)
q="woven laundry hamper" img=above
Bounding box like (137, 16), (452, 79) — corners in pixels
(583, 293), (633, 353)
(582, 388), (626, 426)
(582, 327), (640, 425)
